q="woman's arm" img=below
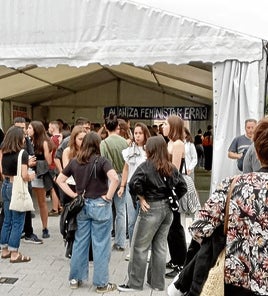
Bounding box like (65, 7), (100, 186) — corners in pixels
(43, 141), (52, 165)
(62, 147), (70, 168)
(21, 164), (35, 182)
(103, 169), (119, 201)
(118, 163), (129, 197)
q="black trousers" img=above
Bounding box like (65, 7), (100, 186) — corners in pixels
(23, 183), (34, 236)
(167, 211), (187, 266)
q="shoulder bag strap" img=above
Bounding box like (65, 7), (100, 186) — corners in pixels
(81, 157), (98, 196)
(17, 149), (24, 176)
(103, 140), (120, 173)
(224, 176), (239, 235)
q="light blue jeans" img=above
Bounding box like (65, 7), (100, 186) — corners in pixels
(69, 197), (113, 287)
(125, 184), (138, 246)
(113, 184), (127, 248)
(0, 179), (26, 251)
(128, 199), (173, 290)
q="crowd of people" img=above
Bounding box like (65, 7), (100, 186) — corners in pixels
(1, 112), (267, 295)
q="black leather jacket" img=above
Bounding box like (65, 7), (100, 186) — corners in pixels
(129, 160), (187, 202)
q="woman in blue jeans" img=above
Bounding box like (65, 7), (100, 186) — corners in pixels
(57, 131), (119, 294)
(118, 136), (187, 292)
(0, 126), (35, 263)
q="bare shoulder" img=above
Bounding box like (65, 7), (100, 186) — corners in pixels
(173, 139), (184, 148)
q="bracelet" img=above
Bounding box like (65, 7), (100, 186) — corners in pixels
(120, 185), (125, 188)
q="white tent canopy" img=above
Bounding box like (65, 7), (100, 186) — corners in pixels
(0, 0), (267, 190)
(0, 0), (264, 67)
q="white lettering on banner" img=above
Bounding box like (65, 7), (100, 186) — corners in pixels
(104, 106), (208, 121)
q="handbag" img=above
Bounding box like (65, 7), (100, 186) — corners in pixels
(68, 193), (85, 215)
(9, 149), (35, 212)
(200, 176), (238, 296)
(163, 176), (182, 212)
(179, 174), (200, 214)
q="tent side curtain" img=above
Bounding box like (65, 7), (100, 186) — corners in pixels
(211, 53), (267, 192)
(0, 0), (264, 68)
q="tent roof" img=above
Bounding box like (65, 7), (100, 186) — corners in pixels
(0, 0), (264, 107)
(0, 62), (213, 106)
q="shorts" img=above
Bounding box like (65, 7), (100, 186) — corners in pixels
(31, 177), (45, 188)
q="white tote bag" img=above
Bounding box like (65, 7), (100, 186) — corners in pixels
(9, 149), (35, 212)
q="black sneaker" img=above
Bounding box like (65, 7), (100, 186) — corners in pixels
(24, 233), (43, 244)
(42, 228), (50, 239)
(117, 284), (138, 292)
(166, 260), (178, 269)
(112, 244), (125, 251)
(165, 266), (182, 279)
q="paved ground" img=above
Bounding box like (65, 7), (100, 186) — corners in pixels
(0, 168), (210, 296)
(0, 199), (175, 296)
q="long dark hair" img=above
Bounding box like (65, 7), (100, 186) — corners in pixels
(146, 135), (174, 176)
(1, 126), (24, 154)
(76, 132), (101, 164)
(30, 121), (53, 154)
(167, 115), (184, 141)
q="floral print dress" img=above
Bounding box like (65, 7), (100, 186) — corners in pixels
(189, 172), (268, 295)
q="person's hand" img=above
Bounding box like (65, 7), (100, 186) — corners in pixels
(118, 186), (125, 197)
(28, 156), (36, 167)
(139, 197), (150, 212)
(238, 153), (243, 159)
(101, 195), (112, 202)
(28, 171), (36, 181)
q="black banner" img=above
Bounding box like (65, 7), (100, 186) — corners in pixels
(104, 106), (208, 121)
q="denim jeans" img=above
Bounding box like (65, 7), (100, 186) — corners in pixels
(113, 185), (126, 248)
(128, 199), (173, 290)
(69, 197), (113, 287)
(125, 184), (138, 246)
(0, 179), (26, 251)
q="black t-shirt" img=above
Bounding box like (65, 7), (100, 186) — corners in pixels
(62, 155), (113, 197)
(2, 150), (28, 176)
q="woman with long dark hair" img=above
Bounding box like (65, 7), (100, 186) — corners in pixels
(27, 120), (53, 238)
(0, 126), (35, 263)
(163, 115), (188, 278)
(57, 132), (119, 293)
(118, 136), (186, 292)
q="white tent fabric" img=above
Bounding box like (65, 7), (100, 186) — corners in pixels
(212, 57), (267, 191)
(0, 0), (264, 68)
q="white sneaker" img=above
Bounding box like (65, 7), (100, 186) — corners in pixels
(167, 282), (184, 296)
(69, 279), (79, 289)
(125, 253), (130, 261)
